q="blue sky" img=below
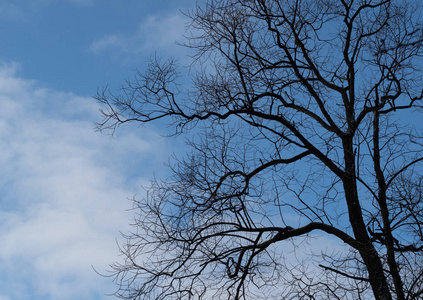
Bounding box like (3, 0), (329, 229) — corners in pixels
(4, 1), (421, 299)
(0, 1), (192, 299)
(0, 0), (193, 95)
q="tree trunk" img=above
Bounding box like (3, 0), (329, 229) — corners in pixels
(342, 137), (392, 300)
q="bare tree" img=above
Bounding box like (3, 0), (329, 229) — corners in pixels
(95, 0), (423, 299)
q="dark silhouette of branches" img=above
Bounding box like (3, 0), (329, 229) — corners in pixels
(95, 0), (423, 299)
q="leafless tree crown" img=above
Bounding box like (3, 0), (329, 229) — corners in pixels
(96, 0), (423, 299)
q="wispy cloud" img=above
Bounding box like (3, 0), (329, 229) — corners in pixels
(0, 63), (166, 299)
(89, 13), (189, 63)
(89, 35), (119, 53)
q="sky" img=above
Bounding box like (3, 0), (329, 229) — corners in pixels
(0, 1), (193, 299)
(2, 1), (421, 300)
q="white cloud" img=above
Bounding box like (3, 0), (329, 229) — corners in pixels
(89, 35), (119, 53)
(89, 13), (189, 63)
(0, 63), (167, 299)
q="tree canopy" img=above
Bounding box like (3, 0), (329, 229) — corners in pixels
(96, 0), (423, 299)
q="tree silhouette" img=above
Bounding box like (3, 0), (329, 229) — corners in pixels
(96, 0), (423, 299)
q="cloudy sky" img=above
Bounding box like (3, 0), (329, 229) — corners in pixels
(0, 1), (192, 299)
